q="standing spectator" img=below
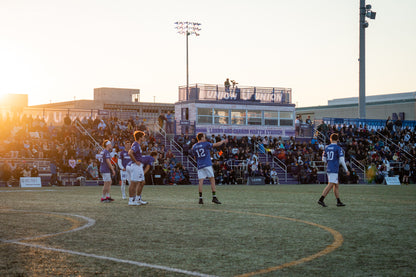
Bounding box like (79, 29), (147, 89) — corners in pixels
(386, 116), (394, 134)
(224, 78), (231, 92)
(50, 161), (58, 186)
(158, 113), (166, 130)
(165, 111), (174, 134)
(402, 160), (410, 185)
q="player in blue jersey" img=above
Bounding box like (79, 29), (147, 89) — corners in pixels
(133, 151), (158, 205)
(100, 140), (116, 203)
(118, 140), (131, 199)
(318, 133), (349, 207)
(127, 131), (146, 206)
(192, 132), (227, 204)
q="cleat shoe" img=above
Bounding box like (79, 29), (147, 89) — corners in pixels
(317, 200), (327, 207)
(199, 198), (204, 204)
(212, 197), (221, 204)
(106, 197), (115, 202)
(337, 202), (346, 207)
(129, 200), (141, 206)
(138, 199), (148, 205)
(101, 198), (108, 203)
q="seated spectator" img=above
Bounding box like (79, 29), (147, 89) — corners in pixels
(31, 165), (39, 177)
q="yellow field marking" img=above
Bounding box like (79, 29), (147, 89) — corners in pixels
(155, 206), (343, 277)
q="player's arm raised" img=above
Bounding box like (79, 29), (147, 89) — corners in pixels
(213, 139), (228, 148)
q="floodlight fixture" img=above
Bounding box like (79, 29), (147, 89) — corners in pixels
(175, 21), (202, 101)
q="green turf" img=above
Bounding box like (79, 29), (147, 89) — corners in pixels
(0, 184), (415, 276)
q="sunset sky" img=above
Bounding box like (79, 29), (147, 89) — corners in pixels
(0, 0), (415, 107)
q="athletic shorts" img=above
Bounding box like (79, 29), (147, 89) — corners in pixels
(198, 166), (215, 180)
(327, 173), (339, 184)
(102, 173), (112, 182)
(127, 163), (144, 182)
(120, 170), (128, 181)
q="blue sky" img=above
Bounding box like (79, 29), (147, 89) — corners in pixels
(0, 0), (415, 107)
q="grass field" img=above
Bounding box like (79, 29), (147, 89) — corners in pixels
(1, 184), (415, 276)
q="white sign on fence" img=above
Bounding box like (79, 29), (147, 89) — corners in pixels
(20, 177), (42, 188)
(384, 176), (401, 185)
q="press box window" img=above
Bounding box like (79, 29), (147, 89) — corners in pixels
(280, 111), (293, 126)
(214, 109), (229, 125)
(264, 111), (278, 126)
(231, 110), (246, 125)
(197, 108), (213, 124)
(247, 111), (262, 125)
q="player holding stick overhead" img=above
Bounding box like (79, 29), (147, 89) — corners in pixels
(318, 133), (349, 207)
(192, 132), (227, 204)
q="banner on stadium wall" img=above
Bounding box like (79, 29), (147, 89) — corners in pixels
(20, 177), (42, 188)
(196, 126), (294, 137)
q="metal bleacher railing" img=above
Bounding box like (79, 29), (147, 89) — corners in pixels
(253, 142), (287, 183)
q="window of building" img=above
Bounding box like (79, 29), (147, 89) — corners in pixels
(231, 110), (246, 125)
(197, 108), (213, 124)
(280, 111), (294, 126)
(264, 111), (278, 126)
(248, 110), (262, 125)
(214, 109), (229, 125)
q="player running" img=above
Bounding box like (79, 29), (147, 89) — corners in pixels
(318, 133), (349, 207)
(118, 140), (131, 199)
(192, 132), (227, 204)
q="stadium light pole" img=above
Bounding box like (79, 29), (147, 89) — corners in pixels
(359, 0), (376, 119)
(175, 21), (201, 100)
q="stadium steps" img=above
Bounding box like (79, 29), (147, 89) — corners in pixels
(255, 151), (299, 184)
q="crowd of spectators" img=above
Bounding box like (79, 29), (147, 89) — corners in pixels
(0, 112), (415, 186)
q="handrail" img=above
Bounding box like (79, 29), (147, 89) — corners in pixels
(350, 157), (366, 182)
(271, 156), (287, 183)
(74, 119), (103, 152)
(169, 139), (184, 166)
(152, 124), (167, 148)
(313, 128), (327, 145)
(376, 131), (415, 160)
(254, 142), (287, 182)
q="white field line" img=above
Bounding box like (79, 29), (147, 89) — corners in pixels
(0, 209), (218, 277)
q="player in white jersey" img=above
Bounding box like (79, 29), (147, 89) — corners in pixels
(318, 133), (349, 207)
(118, 140), (131, 199)
(192, 132), (227, 204)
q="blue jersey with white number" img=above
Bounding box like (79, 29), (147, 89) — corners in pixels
(323, 143), (344, 173)
(192, 141), (213, 169)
